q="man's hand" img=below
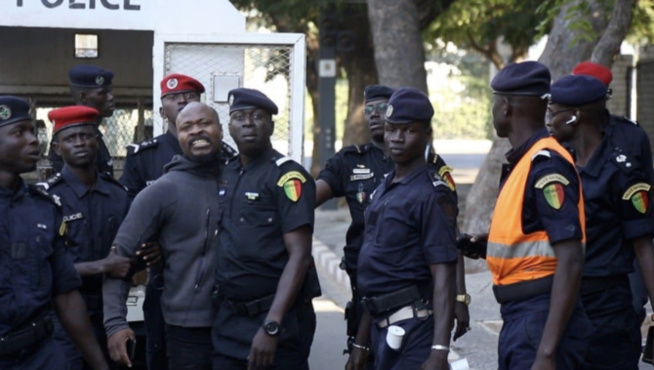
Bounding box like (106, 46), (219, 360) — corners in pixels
(531, 352), (555, 370)
(107, 328), (135, 368)
(247, 328), (279, 369)
(345, 346), (368, 370)
(103, 247), (131, 278)
(419, 351), (449, 370)
(456, 233), (488, 259)
(136, 241), (162, 266)
(453, 302), (470, 341)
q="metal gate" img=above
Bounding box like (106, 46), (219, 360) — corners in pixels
(154, 33), (306, 162)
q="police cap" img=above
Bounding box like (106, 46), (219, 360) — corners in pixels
(550, 75), (608, 107)
(0, 96), (32, 128)
(228, 88), (278, 115)
(69, 65), (114, 88)
(385, 87), (434, 124)
(49, 106), (99, 134)
(364, 85), (394, 103)
(491, 61), (551, 97)
(161, 73), (205, 98)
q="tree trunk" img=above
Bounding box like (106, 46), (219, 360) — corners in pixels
(367, 0), (428, 92)
(306, 32), (323, 177)
(341, 4), (379, 147)
(590, 0), (635, 66)
(462, 0), (634, 272)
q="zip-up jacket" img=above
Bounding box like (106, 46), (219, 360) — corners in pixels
(103, 155), (221, 336)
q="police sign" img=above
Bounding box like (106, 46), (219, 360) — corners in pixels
(16, 0), (141, 10)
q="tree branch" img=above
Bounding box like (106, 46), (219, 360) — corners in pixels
(590, 0), (635, 66)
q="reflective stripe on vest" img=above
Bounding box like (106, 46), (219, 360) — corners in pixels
(487, 136), (585, 286)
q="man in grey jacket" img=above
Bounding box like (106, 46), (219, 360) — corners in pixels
(103, 102), (223, 370)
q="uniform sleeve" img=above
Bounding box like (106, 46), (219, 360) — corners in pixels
(418, 188), (458, 265)
(317, 151), (347, 197)
(51, 212), (82, 296)
(119, 154), (144, 198)
(614, 168), (654, 240)
(529, 153), (584, 244)
(275, 164), (316, 233)
(429, 155), (458, 205)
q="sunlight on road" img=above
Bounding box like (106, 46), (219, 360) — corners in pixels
(313, 297), (344, 313)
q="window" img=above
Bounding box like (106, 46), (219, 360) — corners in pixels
(75, 34), (98, 58)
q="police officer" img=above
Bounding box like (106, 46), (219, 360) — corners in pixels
(316, 85), (469, 356)
(104, 102), (224, 370)
(547, 74), (654, 369)
(572, 61), (654, 323)
(48, 65), (116, 176)
(464, 61), (591, 369)
(212, 88), (318, 369)
(39, 106), (136, 369)
(0, 96), (109, 369)
(119, 73), (231, 370)
(345, 88), (458, 370)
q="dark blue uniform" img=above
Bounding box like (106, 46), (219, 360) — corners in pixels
(577, 131), (654, 369)
(356, 165), (458, 370)
(0, 181), (82, 369)
(496, 129), (591, 370)
(48, 129), (114, 177)
(120, 132), (236, 370)
(40, 168), (129, 369)
(604, 114), (654, 322)
(213, 148), (317, 369)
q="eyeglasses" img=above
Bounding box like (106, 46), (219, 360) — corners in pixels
(364, 102), (389, 116)
(545, 108), (575, 122)
(163, 91), (200, 102)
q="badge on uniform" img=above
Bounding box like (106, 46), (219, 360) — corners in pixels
(535, 174), (570, 210)
(245, 192), (260, 201)
(356, 183), (366, 204)
(59, 220), (67, 236)
(277, 171), (307, 202)
(438, 166), (456, 191)
(622, 183), (651, 214)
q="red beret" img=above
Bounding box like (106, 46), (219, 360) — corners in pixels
(49, 106), (98, 134)
(160, 73), (205, 98)
(572, 61), (613, 86)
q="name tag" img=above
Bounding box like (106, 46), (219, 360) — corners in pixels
(352, 168), (371, 174)
(63, 212), (84, 222)
(350, 173), (374, 181)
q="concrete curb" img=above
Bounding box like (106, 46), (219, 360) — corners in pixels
(312, 238), (351, 292)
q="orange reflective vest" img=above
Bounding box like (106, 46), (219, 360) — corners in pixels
(487, 136), (585, 286)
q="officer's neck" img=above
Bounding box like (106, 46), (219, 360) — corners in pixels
(0, 170), (21, 193)
(238, 143), (272, 168)
(570, 124), (602, 167)
(167, 121), (178, 138)
(371, 137), (385, 152)
(65, 164), (98, 187)
(392, 156), (426, 183)
(507, 119), (541, 150)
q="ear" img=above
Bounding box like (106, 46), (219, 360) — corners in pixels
(78, 90), (88, 104)
(52, 140), (61, 157)
(159, 106), (165, 119)
(269, 120), (275, 134)
(502, 97), (512, 117)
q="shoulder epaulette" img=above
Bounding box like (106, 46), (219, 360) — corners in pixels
(28, 184), (62, 207)
(618, 116), (639, 126)
(127, 138), (159, 155)
(35, 172), (63, 190)
(531, 150), (551, 162)
(221, 142), (238, 160)
(275, 156), (294, 167)
(99, 172), (129, 192)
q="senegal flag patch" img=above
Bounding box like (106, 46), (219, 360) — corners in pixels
(543, 183), (565, 210)
(277, 171), (307, 202)
(438, 166), (456, 191)
(622, 183), (651, 214)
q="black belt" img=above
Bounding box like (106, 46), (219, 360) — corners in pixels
(581, 275), (628, 294)
(362, 285), (428, 316)
(0, 315), (53, 357)
(493, 276), (554, 304)
(224, 294), (275, 317)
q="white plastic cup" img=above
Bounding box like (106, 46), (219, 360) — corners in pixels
(449, 358), (470, 370)
(385, 325), (405, 350)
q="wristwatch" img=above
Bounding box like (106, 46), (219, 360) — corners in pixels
(456, 293), (471, 305)
(262, 320), (281, 336)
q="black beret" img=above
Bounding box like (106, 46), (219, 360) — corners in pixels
(550, 75), (607, 106)
(69, 65), (114, 88)
(228, 88), (278, 115)
(0, 96), (32, 128)
(491, 61), (551, 97)
(385, 87), (434, 124)
(364, 85), (394, 102)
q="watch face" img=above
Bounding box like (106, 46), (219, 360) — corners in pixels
(264, 321), (280, 336)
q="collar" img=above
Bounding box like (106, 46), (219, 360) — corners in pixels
(61, 166), (111, 198)
(0, 178), (26, 201)
(163, 131), (182, 153)
(384, 164), (429, 188)
(576, 134), (609, 178)
(505, 128), (550, 165)
(235, 146), (277, 171)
